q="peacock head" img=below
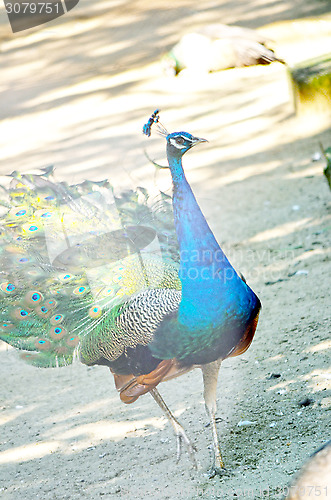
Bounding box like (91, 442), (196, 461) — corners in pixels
(166, 131), (207, 159)
(143, 110), (207, 164)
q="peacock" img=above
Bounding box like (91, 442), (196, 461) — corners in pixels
(0, 110), (261, 477)
(163, 23), (284, 75)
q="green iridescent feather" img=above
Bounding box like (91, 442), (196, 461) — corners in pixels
(0, 172), (180, 368)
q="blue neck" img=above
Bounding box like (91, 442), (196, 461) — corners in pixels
(169, 154), (242, 329)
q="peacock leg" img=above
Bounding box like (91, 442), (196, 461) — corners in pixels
(149, 387), (197, 469)
(201, 360), (231, 478)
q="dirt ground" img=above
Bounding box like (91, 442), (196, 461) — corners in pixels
(0, 1), (330, 499)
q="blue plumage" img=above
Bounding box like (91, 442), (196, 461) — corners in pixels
(145, 122), (260, 362)
(0, 111), (260, 476)
(141, 112), (261, 475)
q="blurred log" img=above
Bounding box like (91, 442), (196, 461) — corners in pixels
(289, 54), (331, 116)
(286, 441), (331, 500)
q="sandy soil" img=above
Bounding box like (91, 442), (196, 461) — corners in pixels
(0, 1), (330, 499)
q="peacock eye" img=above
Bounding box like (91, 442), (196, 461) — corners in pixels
(176, 137), (185, 145)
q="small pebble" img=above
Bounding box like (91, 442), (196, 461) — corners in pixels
(312, 152), (321, 161)
(295, 269), (308, 275)
(267, 373), (281, 380)
(298, 397), (314, 407)
(237, 420), (256, 427)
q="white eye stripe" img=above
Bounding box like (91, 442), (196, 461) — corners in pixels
(169, 137), (186, 149)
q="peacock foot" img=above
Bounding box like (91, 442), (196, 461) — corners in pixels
(206, 465), (233, 479)
(173, 419), (197, 469)
(149, 388), (197, 469)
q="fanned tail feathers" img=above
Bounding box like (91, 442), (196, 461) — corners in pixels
(0, 171), (180, 368)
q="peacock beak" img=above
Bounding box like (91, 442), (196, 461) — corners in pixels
(192, 136), (208, 146)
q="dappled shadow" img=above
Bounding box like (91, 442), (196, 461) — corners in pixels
(1, 1), (331, 498)
(1, 0), (330, 179)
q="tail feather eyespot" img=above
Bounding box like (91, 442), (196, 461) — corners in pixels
(88, 306), (102, 319)
(22, 223), (43, 236)
(45, 299), (57, 309)
(17, 257), (30, 264)
(1, 282), (16, 294)
(49, 326), (67, 340)
(8, 206), (30, 219)
(59, 274), (75, 282)
(24, 291), (44, 307)
(66, 335), (79, 347)
(34, 209), (54, 219)
(35, 305), (52, 319)
(0, 322), (14, 332)
(50, 314), (64, 325)
(20, 352), (40, 363)
(34, 338), (52, 350)
(73, 286), (88, 296)
(11, 308), (30, 321)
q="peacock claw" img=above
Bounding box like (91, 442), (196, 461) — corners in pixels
(206, 465), (233, 479)
(149, 388), (197, 469)
(174, 423), (197, 469)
